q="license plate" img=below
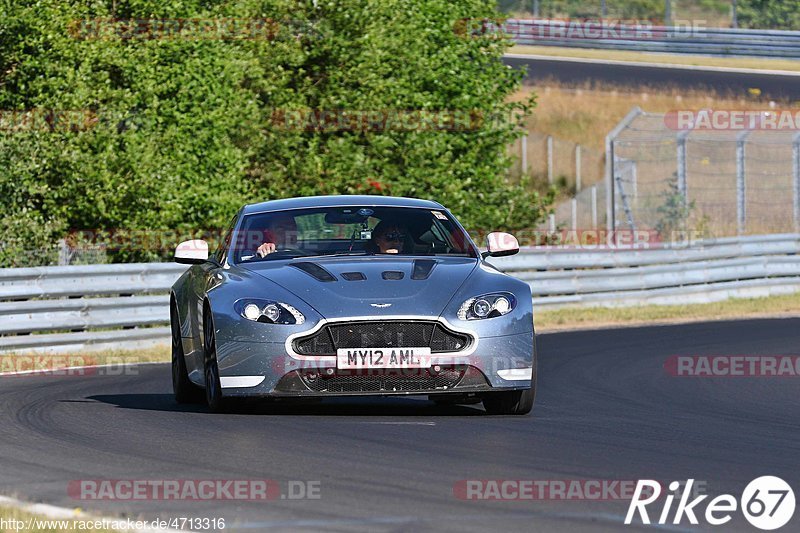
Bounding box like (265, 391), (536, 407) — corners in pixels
(336, 348), (432, 369)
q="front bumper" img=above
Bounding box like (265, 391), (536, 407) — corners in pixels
(212, 330), (534, 397)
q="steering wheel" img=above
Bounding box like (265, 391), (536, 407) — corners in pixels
(259, 248), (311, 259)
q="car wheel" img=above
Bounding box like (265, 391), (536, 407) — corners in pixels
(483, 356), (537, 415)
(482, 387), (534, 415)
(203, 309), (225, 413)
(171, 303), (202, 404)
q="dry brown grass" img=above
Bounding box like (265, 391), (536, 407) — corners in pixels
(536, 292), (800, 332)
(514, 83), (778, 151)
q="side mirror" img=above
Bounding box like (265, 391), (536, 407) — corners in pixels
(482, 232), (519, 258)
(175, 239), (209, 264)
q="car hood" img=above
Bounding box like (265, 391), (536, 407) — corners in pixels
(238, 256), (478, 319)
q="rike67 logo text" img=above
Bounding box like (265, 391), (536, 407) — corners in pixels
(626, 477), (795, 530)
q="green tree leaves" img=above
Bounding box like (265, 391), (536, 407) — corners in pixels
(1, 0), (545, 265)
(739, 0), (800, 30)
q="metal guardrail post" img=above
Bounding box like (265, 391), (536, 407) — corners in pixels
(793, 132), (800, 232)
(591, 185), (598, 229)
(736, 129), (750, 235)
(605, 107), (642, 235)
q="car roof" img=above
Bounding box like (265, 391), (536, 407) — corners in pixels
(242, 195), (446, 214)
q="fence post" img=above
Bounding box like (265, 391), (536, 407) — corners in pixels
(591, 185), (598, 229)
(677, 130), (689, 206)
(575, 144), (582, 192)
(605, 107), (642, 236)
(736, 129), (750, 235)
(58, 239), (71, 266)
(521, 133), (528, 175)
(548, 214), (556, 232)
(571, 198), (578, 230)
(793, 132), (800, 232)
(547, 135), (554, 184)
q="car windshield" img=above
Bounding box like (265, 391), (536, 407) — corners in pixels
(231, 206), (477, 263)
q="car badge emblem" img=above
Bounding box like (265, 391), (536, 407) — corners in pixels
(370, 303), (392, 308)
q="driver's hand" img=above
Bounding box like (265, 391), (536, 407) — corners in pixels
(257, 242), (276, 257)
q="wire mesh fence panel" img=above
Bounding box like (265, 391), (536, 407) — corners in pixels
(685, 135), (739, 236)
(744, 133), (795, 234)
(605, 109), (800, 238)
(613, 113), (678, 233)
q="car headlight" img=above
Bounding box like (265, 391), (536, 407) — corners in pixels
(235, 299), (305, 325)
(457, 293), (516, 320)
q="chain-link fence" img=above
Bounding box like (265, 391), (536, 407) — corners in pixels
(508, 130), (608, 232)
(610, 108), (799, 237)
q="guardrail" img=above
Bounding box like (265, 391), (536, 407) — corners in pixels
(503, 19), (800, 58)
(1, 234), (798, 353)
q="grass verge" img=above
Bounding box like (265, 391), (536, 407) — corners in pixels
(509, 44), (800, 73)
(0, 345), (170, 374)
(0, 505), (114, 532)
(536, 292), (800, 332)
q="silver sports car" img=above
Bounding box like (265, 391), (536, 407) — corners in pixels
(170, 195), (536, 414)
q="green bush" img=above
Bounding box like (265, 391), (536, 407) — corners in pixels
(1, 0), (547, 266)
(738, 0), (800, 30)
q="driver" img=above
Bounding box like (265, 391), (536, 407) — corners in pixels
(256, 214), (298, 257)
(367, 220), (409, 254)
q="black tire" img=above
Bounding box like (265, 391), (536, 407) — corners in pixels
(482, 387), (534, 415)
(203, 307), (226, 413)
(171, 302), (202, 404)
(483, 344), (538, 415)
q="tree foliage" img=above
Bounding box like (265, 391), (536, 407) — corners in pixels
(738, 0), (800, 30)
(0, 0), (545, 265)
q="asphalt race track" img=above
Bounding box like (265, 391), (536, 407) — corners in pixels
(503, 55), (800, 101)
(1, 318), (798, 532)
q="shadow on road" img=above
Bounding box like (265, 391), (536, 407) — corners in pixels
(85, 393), (489, 416)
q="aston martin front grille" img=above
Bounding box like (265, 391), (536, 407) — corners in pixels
(292, 321), (471, 356)
(302, 367), (466, 393)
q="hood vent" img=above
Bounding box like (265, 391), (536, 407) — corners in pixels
(411, 259), (437, 280)
(341, 272), (366, 281)
(291, 262), (337, 282)
(382, 271), (404, 280)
